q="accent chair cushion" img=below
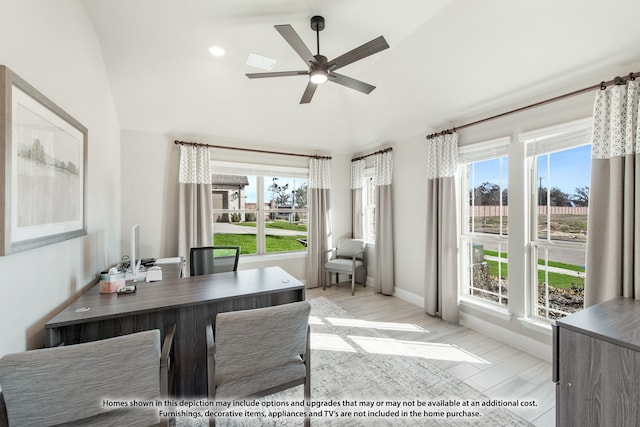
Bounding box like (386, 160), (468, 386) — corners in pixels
(325, 258), (364, 274)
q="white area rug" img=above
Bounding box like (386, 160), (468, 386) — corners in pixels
(175, 297), (532, 426)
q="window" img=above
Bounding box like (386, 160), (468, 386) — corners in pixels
(363, 168), (376, 243)
(459, 138), (510, 306)
(526, 121), (591, 319)
(459, 119), (592, 325)
(211, 162), (308, 256)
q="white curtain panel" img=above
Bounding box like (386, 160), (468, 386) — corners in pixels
(178, 145), (213, 276)
(306, 158), (332, 289)
(374, 151), (394, 295)
(425, 133), (459, 323)
(351, 159), (366, 239)
(585, 80), (640, 306)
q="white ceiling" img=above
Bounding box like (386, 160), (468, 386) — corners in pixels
(81, 0), (640, 155)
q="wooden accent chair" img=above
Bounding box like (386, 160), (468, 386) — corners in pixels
(0, 326), (175, 427)
(206, 301), (311, 426)
(324, 238), (366, 295)
(190, 246), (241, 276)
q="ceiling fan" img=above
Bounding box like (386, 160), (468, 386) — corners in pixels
(246, 16), (389, 104)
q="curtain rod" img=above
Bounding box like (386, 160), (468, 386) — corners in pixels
(351, 147), (393, 162)
(425, 71), (640, 140)
(174, 140), (332, 160)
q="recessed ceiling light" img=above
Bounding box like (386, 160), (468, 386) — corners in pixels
(208, 46), (226, 57)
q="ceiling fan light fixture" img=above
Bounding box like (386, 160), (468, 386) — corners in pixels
(309, 69), (328, 84)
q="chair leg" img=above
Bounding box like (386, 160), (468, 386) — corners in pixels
(304, 377), (310, 427)
(351, 274), (355, 296)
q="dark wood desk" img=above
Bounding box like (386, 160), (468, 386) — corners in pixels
(44, 266), (305, 397)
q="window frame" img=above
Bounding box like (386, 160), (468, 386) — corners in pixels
(458, 137), (511, 308)
(210, 161), (309, 257)
(523, 118), (592, 321)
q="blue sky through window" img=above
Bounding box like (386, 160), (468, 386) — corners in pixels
(471, 144), (591, 195)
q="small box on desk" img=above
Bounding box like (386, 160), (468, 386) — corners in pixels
(99, 271), (126, 294)
(100, 279), (125, 294)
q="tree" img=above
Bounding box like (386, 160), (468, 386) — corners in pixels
(538, 187), (572, 206)
(30, 139), (47, 164)
(471, 182), (501, 206)
(293, 182), (308, 209)
(268, 178), (290, 207)
(572, 186), (589, 207)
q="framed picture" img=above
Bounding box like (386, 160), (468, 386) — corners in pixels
(0, 65), (87, 255)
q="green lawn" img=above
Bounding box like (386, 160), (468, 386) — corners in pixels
(483, 257), (584, 290)
(213, 233), (306, 254)
(236, 221), (307, 232)
(484, 250), (585, 272)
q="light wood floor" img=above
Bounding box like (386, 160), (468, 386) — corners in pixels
(307, 283), (556, 427)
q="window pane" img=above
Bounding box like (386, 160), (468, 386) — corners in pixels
(535, 145), (590, 242)
(264, 176), (307, 210)
(534, 245), (585, 319)
(264, 177), (308, 254)
(265, 211), (308, 253)
(467, 157), (508, 235)
(465, 239), (509, 305)
(212, 174), (258, 255)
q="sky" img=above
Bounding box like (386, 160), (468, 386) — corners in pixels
(472, 144), (591, 196)
(243, 176), (307, 204)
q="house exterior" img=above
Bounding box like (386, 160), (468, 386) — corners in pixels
(211, 174), (249, 222)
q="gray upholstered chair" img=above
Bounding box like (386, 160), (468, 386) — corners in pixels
(190, 245), (240, 276)
(206, 301), (311, 427)
(324, 238), (367, 295)
(0, 326), (175, 427)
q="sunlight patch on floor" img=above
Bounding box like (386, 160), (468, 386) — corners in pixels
(326, 317), (427, 333)
(310, 332), (357, 352)
(309, 315), (325, 325)
(348, 335), (489, 364)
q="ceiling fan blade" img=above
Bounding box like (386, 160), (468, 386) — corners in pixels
(274, 24), (316, 66)
(327, 36), (389, 71)
(246, 70), (308, 79)
(329, 73), (376, 94)
(300, 81), (318, 104)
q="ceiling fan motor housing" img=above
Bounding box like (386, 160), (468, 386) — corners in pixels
(310, 15), (325, 32)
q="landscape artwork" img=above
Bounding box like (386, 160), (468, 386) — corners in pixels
(0, 66), (87, 255)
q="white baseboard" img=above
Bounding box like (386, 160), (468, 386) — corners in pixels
(459, 311), (552, 362)
(393, 286), (424, 308)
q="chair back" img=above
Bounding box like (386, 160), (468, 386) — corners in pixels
(337, 239), (365, 259)
(0, 330), (161, 426)
(214, 301), (310, 386)
(190, 246), (240, 276)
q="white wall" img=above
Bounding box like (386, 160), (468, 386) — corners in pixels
(120, 130), (352, 282)
(0, 0), (121, 355)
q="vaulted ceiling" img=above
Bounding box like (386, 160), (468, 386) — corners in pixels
(81, 0), (640, 154)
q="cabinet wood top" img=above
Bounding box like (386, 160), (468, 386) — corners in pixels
(556, 297), (640, 352)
